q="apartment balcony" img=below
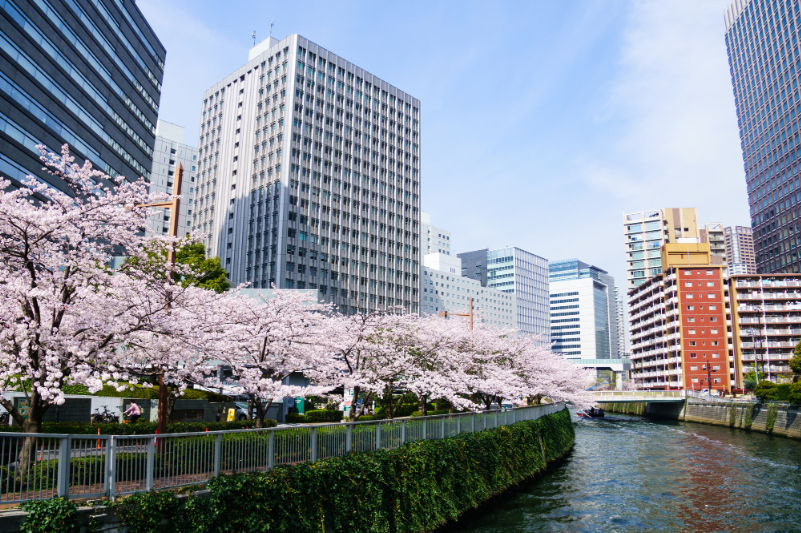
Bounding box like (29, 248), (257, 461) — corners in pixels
(736, 291), (801, 300)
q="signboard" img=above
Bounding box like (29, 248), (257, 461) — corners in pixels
(227, 408), (236, 422)
(343, 388), (354, 416)
(294, 397), (305, 415)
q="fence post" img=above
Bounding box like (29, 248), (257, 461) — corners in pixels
(484, 412), (487, 431)
(400, 420), (406, 445)
(268, 430), (275, 470)
(441, 416), (445, 438)
(56, 436), (70, 498)
(107, 436), (116, 500)
(146, 435), (155, 491)
(495, 410), (499, 428)
(311, 428), (318, 461)
(471, 413), (475, 433)
(214, 434), (222, 476)
(422, 418), (427, 440)
(346, 424), (353, 453)
(376, 422), (382, 449)
(456, 415), (461, 435)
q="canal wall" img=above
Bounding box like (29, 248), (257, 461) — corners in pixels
(0, 407), (575, 533)
(600, 399), (801, 439)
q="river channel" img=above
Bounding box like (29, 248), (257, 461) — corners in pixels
(453, 411), (801, 532)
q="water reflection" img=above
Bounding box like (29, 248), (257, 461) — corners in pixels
(451, 412), (801, 533)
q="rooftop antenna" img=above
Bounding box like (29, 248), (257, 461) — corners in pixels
(270, 20), (274, 38)
(252, 30), (256, 46)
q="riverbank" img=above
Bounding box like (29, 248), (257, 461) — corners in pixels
(599, 399), (801, 439)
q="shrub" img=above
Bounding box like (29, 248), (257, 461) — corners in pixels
(754, 381), (778, 402)
(285, 413), (305, 423)
(112, 491), (182, 533)
(303, 410), (343, 423)
(123, 407), (574, 533)
(789, 382), (801, 405)
(0, 419), (275, 435)
(20, 497), (82, 533)
(775, 383), (791, 402)
(410, 409), (451, 417)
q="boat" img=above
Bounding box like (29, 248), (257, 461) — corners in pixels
(577, 407), (605, 418)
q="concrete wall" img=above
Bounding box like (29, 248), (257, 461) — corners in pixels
(600, 399), (801, 439)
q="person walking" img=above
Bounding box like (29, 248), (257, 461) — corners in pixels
(124, 401), (142, 423)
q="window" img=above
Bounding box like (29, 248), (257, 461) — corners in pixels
(687, 305), (694, 310)
(707, 282), (714, 287)
(691, 378), (699, 383)
(686, 294), (694, 299)
(711, 341), (719, 346)
(685, 282), (693, 287)
(709, 305), (717, 310)
(689, 341), (697, 346)
(688, 329), (696, 334)
(712, 353), (720, 358)
(690, 365), (698, 371)
(713, 378), (721, 383)
(708, 293), (715, 298)
(706, 270), (713, 275)
(709, 317), (717, 322)
(711, 329), (718, 334)
(687, 317), (695, 323)
(712, 365), (721, 371)
(690, 353), (698, 358)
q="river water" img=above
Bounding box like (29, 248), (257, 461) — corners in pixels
(453, 411), (801, 533)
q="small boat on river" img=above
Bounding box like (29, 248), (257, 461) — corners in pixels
(577, 407), (605, 418)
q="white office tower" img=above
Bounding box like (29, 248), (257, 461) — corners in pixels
(147, 120), (198, 238)
(421, 254), (516, 328)
(421, 212), (452, 255)
(193, 35), (421, 314)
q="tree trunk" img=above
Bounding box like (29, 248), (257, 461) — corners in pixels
(419, 394), (427, 417)
(16, 392), (49, 480)
(253, 399), (272, 428)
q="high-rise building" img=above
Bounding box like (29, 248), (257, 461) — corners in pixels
(0, 0), (165, 192)
(724, 226), (757, 274)
(420, 253), (516, 329)
(193, 35), (421, 314)
(628, 243), (734, 392)
(700, 223), (727, 264)
(420, 211), (451, 255)
(623, 208), (699, 289)
(725, 0), (801, 273)
(458, 247), (549, 339)
(615, 287), (626, 355)
(146, 121), (197, 239)
(548, 259), (620, 360)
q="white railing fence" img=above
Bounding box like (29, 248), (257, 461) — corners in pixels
(0, 403), (563, 504)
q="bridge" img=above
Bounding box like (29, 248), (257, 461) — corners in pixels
(589, 391), (687, 403)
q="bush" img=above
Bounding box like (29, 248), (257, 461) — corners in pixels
(122, 407), (574, 533)
(754, 381), (778, 402)
(410, 409), (451, 417)
(303, 410), (344, 423)
(60, 383), (228, 402)
(743, 378), (757, 392)
(0, 419), (275, 435)
(790, 382), (801, 405)
(775, 383), (792, 402)
(20, 498), (81, 533)
(284, 413), (305, 423)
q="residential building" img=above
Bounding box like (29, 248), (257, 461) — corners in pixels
(623, 208), (699, 289)
(725, 0), (801, 273)
(193, 35), (421, 314)
(0, 0), (165, 192)
(700, 223), (726, 264)
(548, 258), (620, 360)
(628, 243), (734, 392)
(420, 211), (451, 255)
(615, 287), (626, 355)
(724, 226), (757, 274)
(420, 253), (516, 329)
(458, 247), (549, 339)
(729, 274), (801, 384)
(146, 121), (197, 239)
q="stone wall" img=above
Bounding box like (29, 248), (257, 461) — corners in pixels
(601, 399), (801, 439)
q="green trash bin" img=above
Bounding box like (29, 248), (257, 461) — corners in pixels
(295, 397), (305, 415)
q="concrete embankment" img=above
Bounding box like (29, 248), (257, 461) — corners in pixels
(600, 399), (801, 439)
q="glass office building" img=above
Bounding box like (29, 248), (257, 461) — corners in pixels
(548, 259), (620, 360)
(725, 0), (801, 273)
(0, 0), (165, 193)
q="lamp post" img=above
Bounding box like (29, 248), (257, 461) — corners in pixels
(438, 297), (473, 331)
(129, 163), (183, 437)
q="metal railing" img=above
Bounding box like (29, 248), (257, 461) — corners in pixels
(0, 403), (563, 504)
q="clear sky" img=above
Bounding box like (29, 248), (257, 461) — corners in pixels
(139, 0), (748, 307)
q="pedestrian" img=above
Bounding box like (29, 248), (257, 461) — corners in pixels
(124, 401), (142, 423)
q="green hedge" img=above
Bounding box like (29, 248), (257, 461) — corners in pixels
(411, 409), (451, 417)
(0, 420), (275, 435)
(303, 410), (344, 423)
(60, 384), (228, 402)
(122, 407), (574, 533)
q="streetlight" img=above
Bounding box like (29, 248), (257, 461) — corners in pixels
(128, 163), (184, 437)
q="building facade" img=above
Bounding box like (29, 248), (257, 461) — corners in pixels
(193, 35), (421, 314)
(548, 258), (620, 360)
(420, 211), (451, 255)
(146, 120), (197, 239)
(729, 273), (801, 384)
(616, 287), (626, 355)
(725, 0), (801, 273)
(0, 0), (164, 192)
(700, 222), (726, 264)
(458, 247), (549, 338)
(420, 253), (516, 329)
(724, 225), (757, 274)
(623, 208), (699, 289)
(628, 243), (734, 392)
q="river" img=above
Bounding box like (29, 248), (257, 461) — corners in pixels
(453, 411), (801, 532)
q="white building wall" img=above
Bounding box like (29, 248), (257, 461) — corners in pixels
(550, 278), (601, 360)
(420, 211), (451, 256)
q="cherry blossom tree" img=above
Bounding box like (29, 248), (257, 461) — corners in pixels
(202, 288), (338, 427)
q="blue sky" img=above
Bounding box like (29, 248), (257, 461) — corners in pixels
(139, 0), (748, 300)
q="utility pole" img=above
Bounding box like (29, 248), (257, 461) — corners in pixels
(130, 163), (183, 437)
(438, 297), (473, 331)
